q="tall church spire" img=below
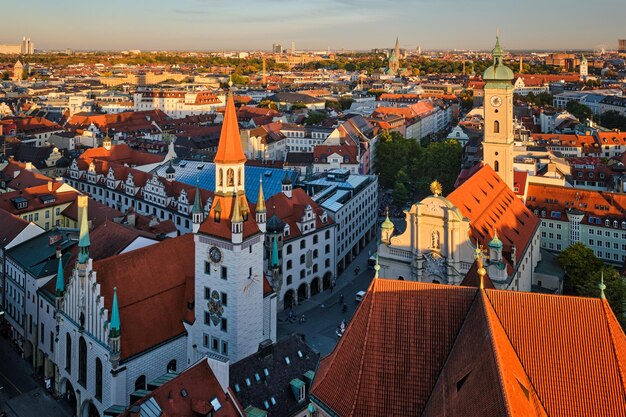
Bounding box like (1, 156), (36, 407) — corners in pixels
(55, 250), (65, 296)
(78, 195), (90, 264)
(256, 179), (267, 232)
(192, 181), (204, 233)
(214, 87), (246, 165)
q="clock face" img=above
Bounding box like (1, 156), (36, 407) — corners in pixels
(208, 246), (222, 264)
(490, 95), (503, 107)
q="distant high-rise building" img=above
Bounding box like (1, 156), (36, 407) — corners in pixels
(619, 39), (626, 53)
(291, 41), (295, 55)
(20, 36), (34, 55)
(272, 43), (283, 54)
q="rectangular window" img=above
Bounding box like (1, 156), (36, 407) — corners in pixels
(222, 341), (228, 355)
(221, 318), (227, 332)
(221, 292), (227, 306)
(204, 262), (211, 275)
(204, 311), (211, 325)
(205, 287), (211, 300)
(221, 266), (227, 280)
(212, 337), (219, 351)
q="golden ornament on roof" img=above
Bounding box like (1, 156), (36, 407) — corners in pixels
(430, 180), (442, 197)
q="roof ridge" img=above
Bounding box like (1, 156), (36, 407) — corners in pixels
(349, 278), (380, 416)
(419, 287), (481, 417)
(483, 290), (550, 415)
(599, 299), (626, 396)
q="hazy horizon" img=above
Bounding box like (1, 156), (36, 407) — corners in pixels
(1, 0), (625, 52)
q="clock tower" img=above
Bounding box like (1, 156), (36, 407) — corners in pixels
(482, 36), (515, 190)
(190, 85), (273, 364)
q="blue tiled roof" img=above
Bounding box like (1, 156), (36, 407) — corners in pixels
(154, 160), (298, 203)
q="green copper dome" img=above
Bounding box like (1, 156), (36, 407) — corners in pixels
(483, 36), (514, 82)
(488, 232), (503, 249)
(381, 212), (394, 232)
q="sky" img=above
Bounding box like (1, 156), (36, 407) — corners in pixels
(1, 0), (625, 52)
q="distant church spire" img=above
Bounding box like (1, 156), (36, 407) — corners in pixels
(78, 195), (90, 264)
(192, 181), (203, 233)
(599, 272), (606, 300)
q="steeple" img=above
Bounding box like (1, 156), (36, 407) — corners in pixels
(77, 195), (90, 264)
(192, 182), (203, 233)
(374, 252), (380, 279)
(381, 207), (395, 244)
(110, 287), (121, 337)
(103, 130), (112, 151)
(55, 250), (65, 297)
(599, 272), (606, 300)
(282, 172), (293, 198)
(165, 159), (176, 181)
(109, 287), (121, 368)
(214, 86), (246, 165)
(394, 37), (400, 57)
(256, 179), (267, 232)
(271, 231), (279, 269)
(231, 190), (243, 243)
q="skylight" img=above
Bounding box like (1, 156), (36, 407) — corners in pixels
(297, 350), (303, 358)
(245, 378), (251, 386)
(210, 397), (222, 411)
(263, 368), (269, 377)
(285, 356), (291, 365)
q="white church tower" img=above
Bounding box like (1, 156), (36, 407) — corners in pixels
(190, 83), (274, 363)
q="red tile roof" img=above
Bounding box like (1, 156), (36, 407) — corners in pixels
(265, 189), (333, 241)
(198, 194), (260, 241)
(121, 359), (242, 417)
(311, 279), (626, 417)
(93, 234), (195, 360)
(0, 182), (78, 216)
(77, 143), (164, 167)
(0, 208), (32, 247)
(447, 164), (539, 268)
(526, 183), (626, 225)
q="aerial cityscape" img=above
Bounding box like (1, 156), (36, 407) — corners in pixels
(1, 2), (626, 417)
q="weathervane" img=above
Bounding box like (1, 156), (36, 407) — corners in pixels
(430, 180), (442, 197)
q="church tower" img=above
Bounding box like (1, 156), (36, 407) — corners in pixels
(482, 36), (515, 190)
(190, 83), (272, 363)
(580, 54), (588, 79)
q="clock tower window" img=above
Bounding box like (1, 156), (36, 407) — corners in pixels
(494, 161), (500, 172)
(494, 120), (500, 133)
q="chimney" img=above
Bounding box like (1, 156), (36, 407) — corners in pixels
(127, 211), (136, 227)
(25, 162), (33, 171)
(511, 244), (517, 268)
(149, 216), (159, 228)
(47, 181), (53, 192)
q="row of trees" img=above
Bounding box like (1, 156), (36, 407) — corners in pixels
(565, 101), (626, 131)
(375, 131), (462, 206)
(558, 243), (626, 328)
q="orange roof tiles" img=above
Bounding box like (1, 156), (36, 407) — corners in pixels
(265, 189), (333, 241)
(311, 279), (626, 417)
(214, 94), (247, 165)
(526, 183), (626, 223)
(447, 164), (539, 267)
(121, 359), (241, 417)
(93, 234), (195, 360)
(77, 143), (164, 166)
(198, 194), (260, 240)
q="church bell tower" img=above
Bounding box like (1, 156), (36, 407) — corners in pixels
(482, 35), (515, 190)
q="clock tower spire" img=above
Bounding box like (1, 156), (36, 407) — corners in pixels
(482, 34), (515, 190)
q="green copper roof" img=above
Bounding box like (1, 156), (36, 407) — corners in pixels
(374, 254), (380, 279)
(483, 36), (514, 82)
(271, 232), (279, 269)
(599, 272), (606, 299)
(55, 254), (65, 296)
(110, 287), (121, 337)
(192, 183), (202, 214)
(381, 212), (394, 231)
(78, 199), (90, 264)
(488, 232), (503, 249)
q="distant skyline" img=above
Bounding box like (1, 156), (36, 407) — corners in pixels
(1, 0), (625, 52)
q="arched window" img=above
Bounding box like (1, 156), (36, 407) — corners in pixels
(218, 169), (223, 187)
(167, 360), (177, 373)
(65, 333), (72, 373)
(494, 120), (500, 133)
(135, 375), (146, 392)
(95, 358), (103, 400)
(238, 168), (242, 186)
(494, 160), (500, 172)
(78, 337), (87, 387)
(227, 169), (234, 187)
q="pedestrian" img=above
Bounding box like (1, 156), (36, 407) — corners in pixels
(330, 284), (334, 293)
(340, 294), (344, 304)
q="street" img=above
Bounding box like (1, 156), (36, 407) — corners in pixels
(277, 239), (378, 356)
(0, 336), (72, 417)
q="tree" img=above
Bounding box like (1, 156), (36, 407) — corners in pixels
(566, 101), (592, 122)
(304, 111), (327, 125)
(558, 243), (626, 327)
(290, 102), (308, 110)
(258, 100), (277, 110)
(392, 181), (409, 207)
(599, 110), (626, 131)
